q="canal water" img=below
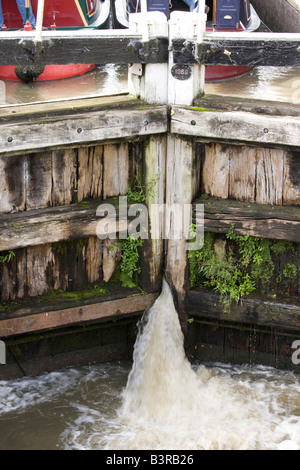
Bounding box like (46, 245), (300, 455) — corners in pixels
(0, 65), (299, 106)
(0, 280), (299, 450)
(0, 67), (299, 450)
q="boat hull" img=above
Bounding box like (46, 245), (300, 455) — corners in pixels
(0, 64), (95, 82)
(205, 65), (252, 81)
(0, 0), (109, 82)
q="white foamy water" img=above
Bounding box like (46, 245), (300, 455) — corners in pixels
(0, 279), (299, 450)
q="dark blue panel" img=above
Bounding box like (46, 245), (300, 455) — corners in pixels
(128, 0), (170, 18)
(216, 0), (240, 28)
(147, 0), (170, 18)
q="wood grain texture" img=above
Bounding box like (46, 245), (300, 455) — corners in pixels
(173, 33), (300, 66)
(0, 199), (130, 252)
(201, 144), (299, 206)
(0, 292), (158, 338)
(0, 32), (168, 66)
(195, 196), (300, 242)
(0, 107), (168, 155)
(188, 288), (300, 331)
(171, 106), (300, 148)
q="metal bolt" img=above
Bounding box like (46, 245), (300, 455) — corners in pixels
(142, 119), (149, 127)
(191, 120), (196, 126)
(77, 127), (83, 134)
(7, 136), (13, 142)
(264, 128), (269, 133)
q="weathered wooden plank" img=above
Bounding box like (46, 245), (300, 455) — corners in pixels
(202, 144), (298, 206)
(229, 146), (256, 203)
(52, 149), (77, 206)
(77, 146), (103, 202)
(256, 148), (285, 205)
(202, 143), (229, 199)
(283, 151), (300, 206)
(194, 94), (300, 118)
(165, 134), (199, 332)
(0, 29), (298, 68)
(142, 134), (167, 291)
(0, 94), (140, 121)
(85, 237), (103, 284)
(0, 292), (158, 338)
(0, 30), (168, 66)
(0, 31), (168, 66)
(0, 107), (168, 155)
(1, 250), (27, 303)
(171, 106), (300, 148)
(188, 288), (300, 331)
(26, 244), (53, 298)
(103, 144), (129, 199)
(195, 196), (300, 242)
(173, 32), (300, 66)
(26, 152), (53, 210)
(0, 199), (128, 252)
(0, 155), (26, 212)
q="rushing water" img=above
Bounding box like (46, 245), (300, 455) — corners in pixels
(0, 65), (299, 106)
(0, 279), (299, 451)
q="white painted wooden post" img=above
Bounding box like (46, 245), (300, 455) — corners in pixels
(168, 8), (207, 105)
(128, 12), (169, 105)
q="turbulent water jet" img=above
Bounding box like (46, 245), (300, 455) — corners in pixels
(119, 277), (201, 420)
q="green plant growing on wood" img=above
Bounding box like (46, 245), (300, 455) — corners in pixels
(119, 235), (144, 288)
(126, 174), (160, 203)
(188, 226), (299, 312)
(283, 263), (298, 279)
(115, 174), (160, 290)
(0, 251), (15, 264)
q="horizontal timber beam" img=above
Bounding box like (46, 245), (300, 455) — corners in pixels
(196, 197), (300, 243)
(0, 198), (131, 252)
(171, 106), (300, 148)
(188, 288), (300, 331)
(173, 32), (300, 66)
(193, 94), (300, 118)
(0, 102), (168, 155)
(0, 30), (299, 68)
(0, 292), (157, 338)
(0, 30), (168, 66)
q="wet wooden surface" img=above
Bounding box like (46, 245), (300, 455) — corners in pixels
(0, 291), (157, 338)
(188, 288), (300, 331)
(196, 196), (300, 242)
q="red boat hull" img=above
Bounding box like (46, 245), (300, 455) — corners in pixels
(0, 0), (100, 81)
(205, 65), (252, 82)
(0, 64), (95, 81)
